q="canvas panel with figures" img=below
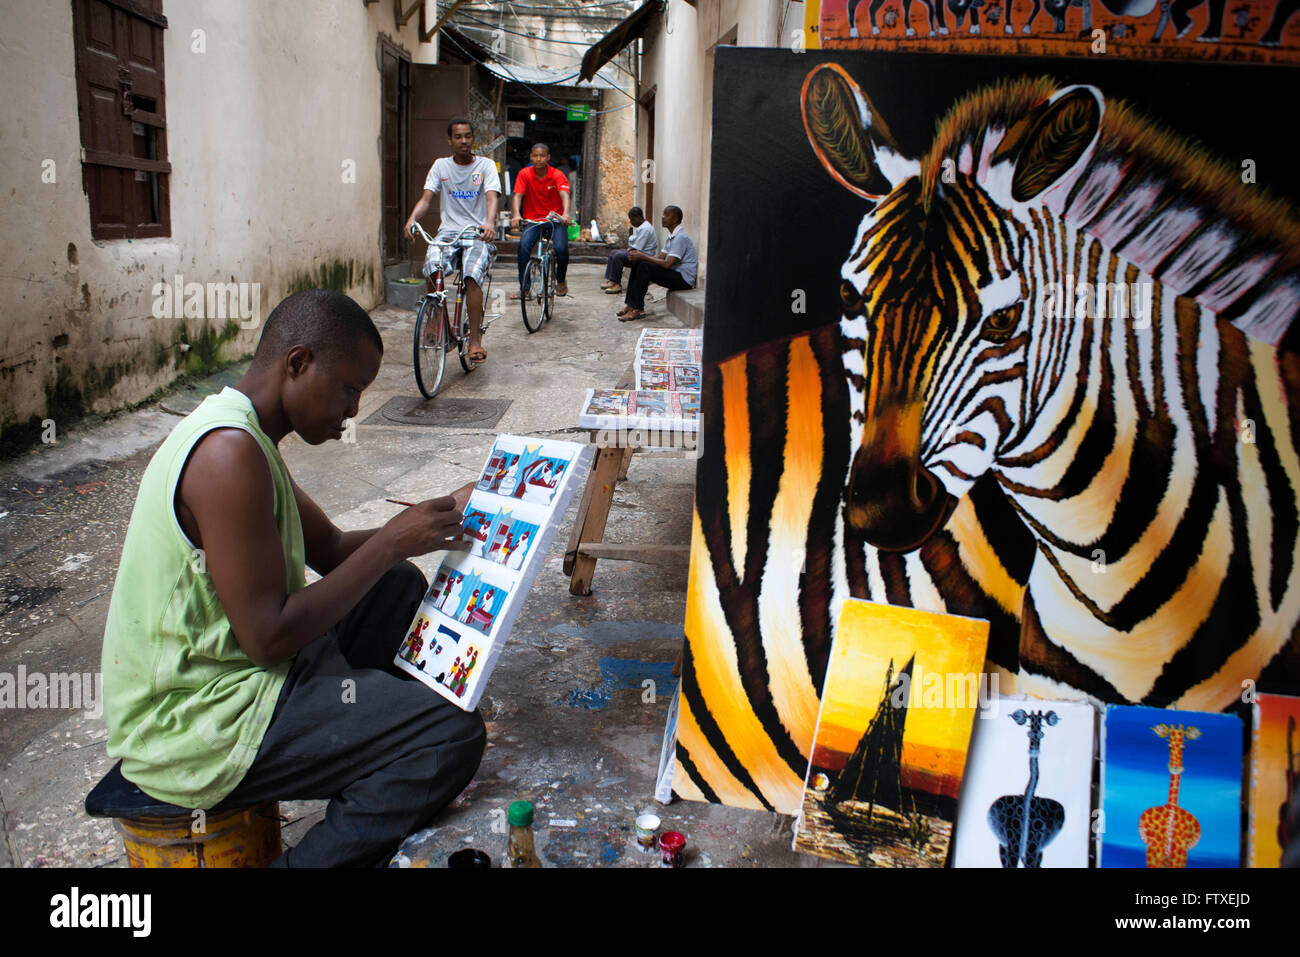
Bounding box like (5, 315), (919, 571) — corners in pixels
(394, 435), (593, 711)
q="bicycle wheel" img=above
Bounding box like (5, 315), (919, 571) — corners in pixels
(457, 300), (477, 373)
(541, 255), (555, 325)
(521, 259), (545, 333)
(413, 295), (448, 398)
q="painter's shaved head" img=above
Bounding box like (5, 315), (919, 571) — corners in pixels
(253, 289), (383, 368)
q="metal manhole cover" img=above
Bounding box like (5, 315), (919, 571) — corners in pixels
(364, 396), (512, 429)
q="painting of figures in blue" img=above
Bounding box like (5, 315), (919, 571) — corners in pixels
(1100, 706), (1242, 868)
(504, 445), (571, 505)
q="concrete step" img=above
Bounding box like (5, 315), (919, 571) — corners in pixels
(667, 284), (705, 328)
(386, 277), (426, 311)
(495, 240), (611, 265)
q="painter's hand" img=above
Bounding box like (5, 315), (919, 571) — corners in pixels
(382, 496), (469, 560)
(449, 481), (475, 513)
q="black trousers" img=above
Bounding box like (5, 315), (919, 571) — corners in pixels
(625, 262), (691, 309)
(604, 249), (631, 283)
(223, 562), (486, 867)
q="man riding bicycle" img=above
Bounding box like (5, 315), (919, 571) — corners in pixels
(405, 116), (499, 363)
(510, 143), (571, 300)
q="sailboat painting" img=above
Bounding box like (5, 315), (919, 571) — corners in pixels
(952, 699), (1096, 868)
(794, 599), (989, 867)
(1099, 705), (1242, 868)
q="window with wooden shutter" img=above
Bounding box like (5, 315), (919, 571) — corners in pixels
(72, 0), (171, 240)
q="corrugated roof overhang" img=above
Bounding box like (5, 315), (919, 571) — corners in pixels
(578, 0), (663, 83)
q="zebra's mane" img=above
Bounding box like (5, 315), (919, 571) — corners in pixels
(919, 77), (1300, 344)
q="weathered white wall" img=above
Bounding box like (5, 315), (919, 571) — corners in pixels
(634, 0), (783, 278)
(0, 0), (438, 435)
(596, 87), (638, 243)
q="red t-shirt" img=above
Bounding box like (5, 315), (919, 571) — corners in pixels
(514, 164), (570, 221)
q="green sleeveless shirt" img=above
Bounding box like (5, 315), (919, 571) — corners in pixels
(102, 387), (304, 809)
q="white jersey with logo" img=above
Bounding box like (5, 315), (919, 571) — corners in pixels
(425, 155), (501, 234)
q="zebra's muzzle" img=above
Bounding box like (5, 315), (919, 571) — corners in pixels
(845, 447), (954, 552)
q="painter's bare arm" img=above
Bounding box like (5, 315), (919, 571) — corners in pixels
(293, 477), (475, 574)
(180, 430), (469, 667)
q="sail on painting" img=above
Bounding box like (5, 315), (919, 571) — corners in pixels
(1248, 693), (1300, 867)
(793, 599), (989, 866)
(1099, 705), (1243, 868)
(953, 699), (1096, 868)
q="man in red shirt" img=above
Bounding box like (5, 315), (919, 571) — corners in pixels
(510, 143), (572, 298)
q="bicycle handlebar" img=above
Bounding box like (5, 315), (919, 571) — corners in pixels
(410, 222), (484, 246)
(518, 214), (567, 227)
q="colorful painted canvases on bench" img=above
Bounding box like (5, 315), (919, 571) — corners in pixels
(793, 599), (989, 866)
(578, 388), (700, 432)
(634, 328), (701, 392)
(393, 435), (593, 711)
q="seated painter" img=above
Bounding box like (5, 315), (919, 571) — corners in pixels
(100, 289), (485, 867)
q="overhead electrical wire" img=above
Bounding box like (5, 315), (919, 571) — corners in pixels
(439, 26), (637, 114)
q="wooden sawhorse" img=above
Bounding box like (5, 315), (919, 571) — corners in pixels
(561, 431), (691, 596)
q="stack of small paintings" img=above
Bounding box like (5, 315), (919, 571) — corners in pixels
(393, 435), (593, 710)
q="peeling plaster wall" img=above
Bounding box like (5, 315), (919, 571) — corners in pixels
(0, 0), (438, 435)
(595, 88), (636, 244)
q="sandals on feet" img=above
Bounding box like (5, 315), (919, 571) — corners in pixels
(468, 348), (487, 362)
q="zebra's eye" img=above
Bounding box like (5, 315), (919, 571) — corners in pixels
(980, 302), (1022, 342)
(840, 279), (865, 316)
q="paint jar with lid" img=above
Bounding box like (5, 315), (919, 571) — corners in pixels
(507, 800), (543, 868)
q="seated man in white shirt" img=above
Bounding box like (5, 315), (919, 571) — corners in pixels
(617, 206), (698, 322)
(601, 207), (658, 295)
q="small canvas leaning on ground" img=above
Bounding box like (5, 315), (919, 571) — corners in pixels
(1099, 705), (1243, 868)
(394, 435), (593, 710)
(793, 599), (989, 866)
(1248, 692), (1300, 867)
(953, 699), (1097, 868)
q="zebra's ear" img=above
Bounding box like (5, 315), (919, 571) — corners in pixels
(989, 85), (1103, 204)
(801, 63), (909, 201)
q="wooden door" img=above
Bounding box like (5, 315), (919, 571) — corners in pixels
(408, 63), (470, 267)
(380, 39), (410, 266)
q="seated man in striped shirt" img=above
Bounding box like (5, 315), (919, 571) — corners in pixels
(617, 205), (697, 322)
(601, 207), (658, 295)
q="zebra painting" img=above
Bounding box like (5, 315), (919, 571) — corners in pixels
(674, 58), (1300, 813)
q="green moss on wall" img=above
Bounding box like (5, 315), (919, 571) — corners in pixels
(284, 259), (374, 296)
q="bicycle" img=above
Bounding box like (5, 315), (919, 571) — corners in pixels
(517, 213), (566, 334)
(409, 223), (501, 399)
